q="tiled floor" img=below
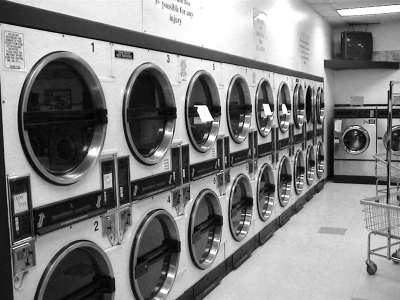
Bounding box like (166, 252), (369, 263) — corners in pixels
(205, 183), (400, 300)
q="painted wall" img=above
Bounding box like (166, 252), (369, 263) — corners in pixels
(332, 22), (400, 105)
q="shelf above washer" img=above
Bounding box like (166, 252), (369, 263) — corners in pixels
(324, 59), (400, 70)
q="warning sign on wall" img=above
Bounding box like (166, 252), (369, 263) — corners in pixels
(3, 31), (25, 70)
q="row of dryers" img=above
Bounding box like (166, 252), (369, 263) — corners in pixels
(2, 25), (325, 300)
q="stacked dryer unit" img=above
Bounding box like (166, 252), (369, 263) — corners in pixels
(219, 64), (256, 269)
(3, 26), (119, 300)
(291, 78), (306, 208)
(315, 84), (326, 187)
(304, 81), (317, 192)
(274, 73), (294, 225)
(251, 70), (278, 245)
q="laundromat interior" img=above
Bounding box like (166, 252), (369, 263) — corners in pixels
(3, 0), (400, 299)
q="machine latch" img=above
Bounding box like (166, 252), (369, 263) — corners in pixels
(101, 212), (118, 246)
(118, 205), (132, 243)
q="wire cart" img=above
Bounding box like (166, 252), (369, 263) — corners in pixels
(361, 81), (400, 275)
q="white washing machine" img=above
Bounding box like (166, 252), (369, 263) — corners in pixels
(253, 72), (276, 162)
(222, 162), (255, 263)
(274, 74), (292, 152)
(220, 65), (253, 169)
(111, 44), (183, 201)
(169, 174), (224, 299)
(1, 25), (120, 299)
(108, 189), (185, 300)
(376, 108), (400, 164)
(275, 155), (293, 222)
(174, 56), (225, 183)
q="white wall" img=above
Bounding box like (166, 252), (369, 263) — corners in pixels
(332, 22), (400, 105)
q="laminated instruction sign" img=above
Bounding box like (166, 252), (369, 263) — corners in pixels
(3, 31), (25, 70)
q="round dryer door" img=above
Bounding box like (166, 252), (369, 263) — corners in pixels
(316, 87), (325, 124)
(305, 86), (314, 125)
(277, 82), (291, 133)
(189, 189), (223, 269)
(294, 150), (305, 195)
(19, 52), (107, 185)
(255, 79), (274, 137)
(278, 156), (292, 207)
(257, 163), (275, 221)
(123, 63), (176, 165)
(306, 146), (316, 185)
(229, 174), (253, 241)
(226, 75), (252, 143)
(35, 241), (114, 300)
(316, 142), (325, 179)
(293, 83), (305, 128)
(342, 126), (370, 154)
(130, 210), (180, 300)
(383, 125), (400, 155)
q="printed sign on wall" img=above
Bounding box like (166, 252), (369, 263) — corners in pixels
(253, 8), (267, 55)
(299, 32), (311, 67)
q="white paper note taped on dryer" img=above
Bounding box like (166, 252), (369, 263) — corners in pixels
(262, 104), (272, 118)
(13, 192), (28, 214)
(334, 120), (342, 132)
(103, 173), (113, 190)
(282, 104), (288, 115)
(194, 105), (214, 123)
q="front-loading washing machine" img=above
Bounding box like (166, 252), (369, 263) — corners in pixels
(305, 144), (317, 190)
(292, 79), (306, 140)
(377, 108), (400, 161)
(111, 44), (183, 201)
(174, 56), (225, 183)
(108, 189), (184, 300)
(169, 173), (224, 299)
(334, 106), (376, 180)
(290, 124), (306, 206)
(274, 74), (292, 152)
(304, 81), (316, 146)
(222, 162), (255, 264)
(1, 25), (122, 299)
(275, 154), (293, 225)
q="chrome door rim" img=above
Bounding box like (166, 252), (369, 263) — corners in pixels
(19, 51), (107, 185)
(189, 189), (222, 269)
(306, 145), (316, 185)
(255, 78), (274, 137)
(316, 87), (325, 124)
(257, 163), (275, 222)
(342, 125), (370, 155)
(229, 174), (253, 242)
(305, 85), (315, 125)
(316, 142), (324, 179)
(130, 209), (180, 300)
(35, 240), (114, 300)
(278, 156), (292, 207)
(226, 75), (252, 144)
(294, 150), (305, 195)
(383, 125), (400, 155)
(185, 70), (221, 153)
(293, 83), (305, 128)
(277, 82), (291, 133)
(123, 63), (176, 165)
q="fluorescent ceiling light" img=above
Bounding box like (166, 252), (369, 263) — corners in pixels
(337, 4), (400, 16)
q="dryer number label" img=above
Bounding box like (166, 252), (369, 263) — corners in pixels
(13, 192), (28, 214)
(3, 31), (25, 70)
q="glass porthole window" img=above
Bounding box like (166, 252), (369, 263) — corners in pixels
(305, 86), (314, 125)
(35, 241), (114, 300)
(294, 150), (305, 195)
(229, 174), (253, 241)
(278, 156), (292, 207)
(342, 126), (370, 154)
(226, 75), (252, 143)
(277, 82), (291, 133)
(316, 87), (325, 124)
(316, 142), (324, 179)
(293, 83), (305, 128)
(130, 210), (180, 300)
(19, 52), (107, 185)
(255, 79), (274, 137)
(123, 63), (176, 165)
(189, 189), (223, 269)
(257, 163), (275, 222)
(185, 71), (221, 152)
(306, 145), (316, 185)
(383, 125), (400, 154)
